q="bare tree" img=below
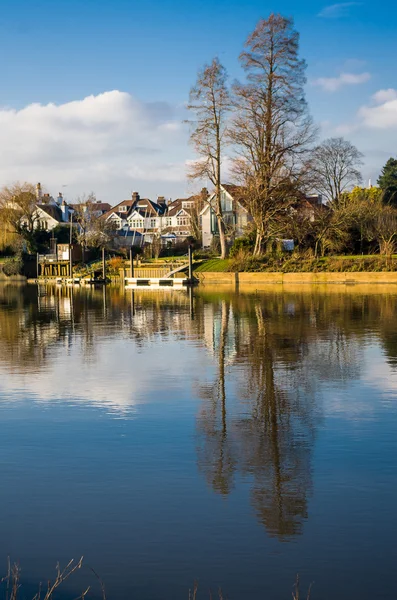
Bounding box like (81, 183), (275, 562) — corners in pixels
(229, 14), (316, 256)
(86, 215), (118, 250)
(310, 137), (363, 203)
(0, 182), (41, 250)
(73, 192), (98, 262)
(309, 204), (351, 257)
(187, 58), (231, 258)
(188, 188), (208, 242)
(373, 205), (397, 255)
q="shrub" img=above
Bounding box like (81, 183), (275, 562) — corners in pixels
(2, 255), (23, 276)
(107, 256), (125, 276)
(229, 233), (255, 258)
(216, 252), (397, 273)
(193, 249), (217, 260)
(210, 236), (221, 255)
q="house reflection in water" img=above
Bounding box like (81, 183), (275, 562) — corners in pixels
(0, 284), (396, 541)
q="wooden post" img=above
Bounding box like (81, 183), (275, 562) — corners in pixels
(130, 246), (134, 278)
(102, 247), (106, 280)
(36, 253), (39, 279)
(188, 244), (193, 282)
(189, 286), (194, 320)
(131, 290), (135, 316)
(69, 247), (73, 279)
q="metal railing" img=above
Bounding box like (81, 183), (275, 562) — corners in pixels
(38, 254), (58, 263)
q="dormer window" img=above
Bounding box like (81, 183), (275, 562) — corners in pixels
(119, 205), (128, 212)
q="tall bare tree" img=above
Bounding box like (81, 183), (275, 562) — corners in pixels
(187, 58), (231, 258)
(310, 137), (363, 203)
(230, 14), (316, 256)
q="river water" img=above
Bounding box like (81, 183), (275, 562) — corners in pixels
(0, 284), (396, 600)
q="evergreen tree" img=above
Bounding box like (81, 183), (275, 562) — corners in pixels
(378, 157), (397, 206)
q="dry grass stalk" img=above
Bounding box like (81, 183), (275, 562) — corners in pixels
(292, 574), (313, 600)
(1, 557), (85, 600)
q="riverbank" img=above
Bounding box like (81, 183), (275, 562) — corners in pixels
(194, 255), (397, 273)
(196, 271), (397, 285)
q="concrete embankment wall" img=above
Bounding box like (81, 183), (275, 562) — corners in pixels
(196, 271), (397, 286)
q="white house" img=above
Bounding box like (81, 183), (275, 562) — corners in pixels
(102, 192), (204, 246)
(200, 184), (250, 248)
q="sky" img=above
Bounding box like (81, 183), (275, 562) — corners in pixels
(0, 0), (396, 204)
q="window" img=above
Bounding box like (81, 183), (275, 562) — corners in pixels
(221, 191), (232, 212)
(177, 217), (189, 226)
(166, 217), (172, 227)
(150, 218), (157, 228)
(130, 219), (144, 229)
(119, 205), (127, 212)
(182, 201), (194, 209)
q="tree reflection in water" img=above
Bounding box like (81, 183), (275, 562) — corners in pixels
(194, 288), (397, 540)
(1, 284), (397, 540)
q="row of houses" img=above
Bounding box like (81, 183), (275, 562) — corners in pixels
(26, 182), (323, 249)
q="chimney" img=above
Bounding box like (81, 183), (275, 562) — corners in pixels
(42, 193), (50, 204)
(57, 192), (63, 205)
(36, 182), (42, 200)
(60, 200), (69, 222)
(157, 195), (168, 207)
(131, 191), (140, 203)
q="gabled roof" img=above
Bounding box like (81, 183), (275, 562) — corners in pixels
(175, 208), (190, 217)
(127, 209), (146, 220)
(36, 204), (63, 222)
(167, 195), (203, 217)
(104, 199), (135, 220)
(221, 184), (245, 202)
(103, 197), (165, 221)
(200, 184), (248, 216)
(141, 198), (167, 216)
(94, 202), (112, 212)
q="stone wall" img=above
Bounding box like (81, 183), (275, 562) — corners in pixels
(196, 271), (397, 286)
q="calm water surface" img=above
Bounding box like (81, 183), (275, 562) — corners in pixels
(0, 284), (397, 599)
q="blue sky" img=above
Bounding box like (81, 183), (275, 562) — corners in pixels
(0, 0), (396, 203)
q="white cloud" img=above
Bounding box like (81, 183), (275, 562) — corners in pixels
(0, 336), (199, 416)
(371, 89), (397, 104)
(312, 72), (370, 92)
(357, 89), (397, 129)
(0, 90), (188, 202)
(318, 2), (362, 18)
(324, 88), (397, 183)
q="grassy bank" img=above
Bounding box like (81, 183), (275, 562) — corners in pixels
(194, 255), (397, 273)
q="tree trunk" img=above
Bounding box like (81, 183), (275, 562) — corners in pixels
(216, 138), (227, 259)
(217, 215), (227, 259)
(253, 221), (264, 256)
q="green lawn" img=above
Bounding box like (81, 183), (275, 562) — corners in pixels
(193, 254), (397, 273)
(194, 258), (231, 272)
